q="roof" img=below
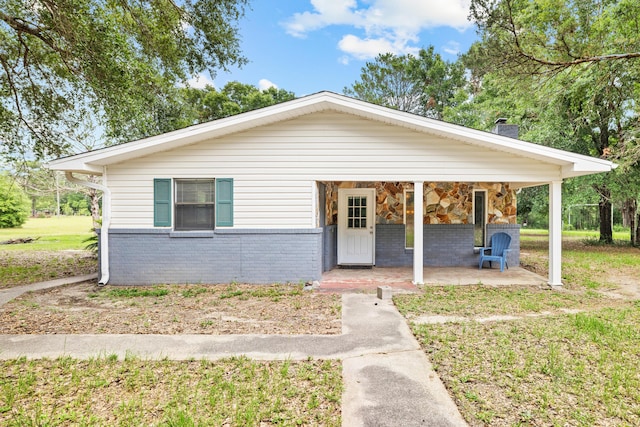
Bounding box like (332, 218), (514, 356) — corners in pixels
(47, 91), (615, 179)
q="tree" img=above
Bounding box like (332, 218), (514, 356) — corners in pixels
(467, 0), (640, 243)
(344, 47), (466, 119)
(0, 0), (248, 158)
(468, 0), (640, 76)
(0, 174), (30, 228)
(610, 129), (640, 245)
(344, 53), (424, 115)
(9, 160), (60, 215)
(61, 192), (91, 216)
(182, 82), (296, 123)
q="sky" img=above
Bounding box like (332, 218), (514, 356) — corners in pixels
(188, 0), (479, 96)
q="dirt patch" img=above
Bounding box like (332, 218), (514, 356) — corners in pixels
(0, 250), (97, 289)
(0, 282), (342, 335)
(519, 239), (640, 298)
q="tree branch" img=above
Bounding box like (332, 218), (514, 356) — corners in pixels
(0, 54), (45, 144)
(0, 11), (68, 56)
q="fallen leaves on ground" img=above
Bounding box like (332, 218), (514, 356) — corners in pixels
(0, 283), (342, 335)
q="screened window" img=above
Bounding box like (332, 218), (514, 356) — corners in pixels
(474, 190), (486, 247)
(404, 189), (414, 248)
(175, 179), (215, 230)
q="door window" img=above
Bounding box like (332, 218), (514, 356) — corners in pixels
(347, 196), (367, 228)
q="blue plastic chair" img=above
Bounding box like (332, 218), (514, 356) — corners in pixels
(478, 232), (512, 272)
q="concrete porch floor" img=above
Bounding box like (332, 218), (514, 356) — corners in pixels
(319, 266), (548, 293)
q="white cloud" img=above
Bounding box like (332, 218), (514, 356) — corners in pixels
(338, 34), (419, 60)
(442, 41), (462, 55)
(338, 55), (351, 65)
(258, 79), (277, 90)
(284, 0), (360, 37)
(283, 0), (472, 60)
(186, 73), (215, 89)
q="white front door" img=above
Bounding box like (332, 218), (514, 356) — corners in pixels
(337, 188), (375, 265)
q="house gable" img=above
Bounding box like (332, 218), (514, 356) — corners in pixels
(48, 91), (614, 181)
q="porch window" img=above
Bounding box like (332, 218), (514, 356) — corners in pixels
(473, 190), (487, 247)
(404, 189), (414, 248)
(175, 179), (215, 230)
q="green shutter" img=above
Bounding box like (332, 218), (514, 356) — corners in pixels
(216, 178), (233, 227)
(154, 178), (172, 227)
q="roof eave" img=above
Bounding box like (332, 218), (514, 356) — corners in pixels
(561, 160), (616, 178)
(45, 160), (103, 174)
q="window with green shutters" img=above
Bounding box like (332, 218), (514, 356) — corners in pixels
(153, 178), (233, 229)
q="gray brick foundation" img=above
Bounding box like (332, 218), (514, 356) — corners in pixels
(323, 225), (337, 272)
(101, 224), (520, 284)
(423, 224), (477, 267)
(375, 224), (413, 267)
(375, 224), (519, 267)
(105, 228), (323, 285)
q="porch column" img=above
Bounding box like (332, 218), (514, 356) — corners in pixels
(549, 180), (563, 286)
(413, 181), (424, 284)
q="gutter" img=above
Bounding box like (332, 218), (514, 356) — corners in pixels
(65, 172), (111, 285)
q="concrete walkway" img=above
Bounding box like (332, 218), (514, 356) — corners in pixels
(0, 273), (98, 306)
(0, 279), (467, 427)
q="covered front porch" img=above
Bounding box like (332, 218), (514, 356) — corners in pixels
(318, 266), (548, 293)
(318, 180), (542, 284)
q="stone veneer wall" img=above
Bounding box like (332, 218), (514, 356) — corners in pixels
(322, 181), (517, 226)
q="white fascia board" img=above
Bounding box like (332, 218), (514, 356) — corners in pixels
(561, 159), (617, 178)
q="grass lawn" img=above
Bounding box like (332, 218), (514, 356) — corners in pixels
(395, 238), (640, 426)
(0, 356), (342, 426)
(520, 227), (630, 241)
(0, 216), (94, 251)
(0, 216), (97, 288)
(3, 218), (639, 425)
(0, 217), (342, 426)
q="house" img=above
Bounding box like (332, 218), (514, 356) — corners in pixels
(48, 91), (615, 286)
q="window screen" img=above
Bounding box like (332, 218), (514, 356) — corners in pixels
(175, 179), (215, 230)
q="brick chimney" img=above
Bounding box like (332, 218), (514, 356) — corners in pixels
(493, 118), (519, 139)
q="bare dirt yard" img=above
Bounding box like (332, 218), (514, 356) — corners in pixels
(0, 282), (342, 335)
(0, 250), (97, 289)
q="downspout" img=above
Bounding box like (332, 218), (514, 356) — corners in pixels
(65, 171), (111, 285)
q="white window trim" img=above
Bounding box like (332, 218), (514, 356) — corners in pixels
(174, 178), (216, 231)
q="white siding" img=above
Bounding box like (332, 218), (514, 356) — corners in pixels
(107, 111), (562, 228)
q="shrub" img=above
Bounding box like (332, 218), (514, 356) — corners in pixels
(0, 175), (30, 228)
